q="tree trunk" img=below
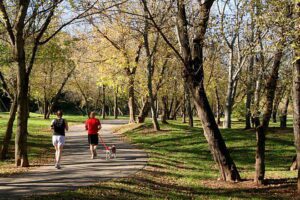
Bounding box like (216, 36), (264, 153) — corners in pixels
(128, 75), (136, 123)
(272, 91), (283, 123)
(0, 97), (17, 160)
(280, 96), (289, 128)
(182, 88), (187, 123)
(290, 155), (298, 171)
(114, 86), (118, 119)
(143, 4), (160, 131)
(186, 84), (193, 127)
(224, 101), (232, 128)
(170, 101), (181, 120)
(245, 55), (254, 129)
(43, 99), (49, 119)
(46, 104), (52, 119)
(223, 49), (234, 129)
(254, 50), (283, 185)
(245, 8), (255, 129)
(118, 108), (124, 116)
(161, 96), (168, 124)
(102, 85), (106, 119)
(254, 118), (265, 185)
(15, 66), (30, 167)
(293, 1), (300, 190)
(150, 98), (160, 131)
(167, 96), (174, 119)
(192, 84), (240, 181)
(215, 87), (221, 125)
(14, 10), (30, 166)
(138, 98), (150, 123)
(272, 110), (277, 123)
(176, 0), (240, 181)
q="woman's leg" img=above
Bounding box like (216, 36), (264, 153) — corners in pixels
(54, 145), (58, 164)
(57, 145), (63, 167)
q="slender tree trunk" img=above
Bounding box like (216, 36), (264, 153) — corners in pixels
(215, 87), (221, 125)
(186, 85), (193, 127)
(138, 97), (150, 123)
(0, 97), (17, 160)
(156, 99), (159, 118)
(43, 99), (49, 119)
(102, 85), (106, 119)
(143, 4), (160, 131)
(114, 86), (118, 119)
(128, 75), (136, 123)
(224, 101), (232, 128)
(280, 96), (289, 128)
(118, 108), (124, 116)
(272, 91), (282, 123)
(167, 96), (174, 119)
(254, 117), (265, 185)
(182, 88), (187, 123)
(272, 110), (277, 123)
(254, 50), (283, 185)
(150, 98), (160, 130)
(46, 103), (53, 119)
(245, 55), (254, 129)
(224, 50), (234, 129)
(171, 101), (180, 120)
(161, 96), (168, 124)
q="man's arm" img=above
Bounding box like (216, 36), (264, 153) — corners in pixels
(85, 120), (88, 130)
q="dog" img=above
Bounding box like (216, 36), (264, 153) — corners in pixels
(110, 145), (117, 159)
(105, 145), (117, 160)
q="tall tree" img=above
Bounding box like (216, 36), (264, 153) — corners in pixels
(218, 0), (248, 128)
(292, 0), (300, 193)
(142, 1), (160, 130)
(0, 70), (16, 160)
(144, 0), (241, 181)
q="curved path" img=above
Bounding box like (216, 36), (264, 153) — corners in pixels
(0, 120), (148, 199)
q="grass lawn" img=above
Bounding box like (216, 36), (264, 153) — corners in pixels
(0, 112), (89, 176)
(27, 117), (299, 200)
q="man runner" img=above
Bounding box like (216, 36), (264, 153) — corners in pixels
(85, 112), (101, 159)
(51, 110), (68, 169)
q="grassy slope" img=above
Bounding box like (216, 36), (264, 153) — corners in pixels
(0, 112), (87, 175)
(29, 118), (299, 200)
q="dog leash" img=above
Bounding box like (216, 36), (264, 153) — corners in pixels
(98, 131), (109, 151)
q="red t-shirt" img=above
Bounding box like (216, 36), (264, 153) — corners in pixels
(85, 118), (101, 135)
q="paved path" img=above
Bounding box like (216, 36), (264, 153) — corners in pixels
(0, 120), (148, 199)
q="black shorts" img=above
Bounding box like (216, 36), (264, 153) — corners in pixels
(88, 134), (99, 145)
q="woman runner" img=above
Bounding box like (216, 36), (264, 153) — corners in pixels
(51, 110), (68, 169)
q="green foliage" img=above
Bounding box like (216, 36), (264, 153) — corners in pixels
(232, 102), (247, 121)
